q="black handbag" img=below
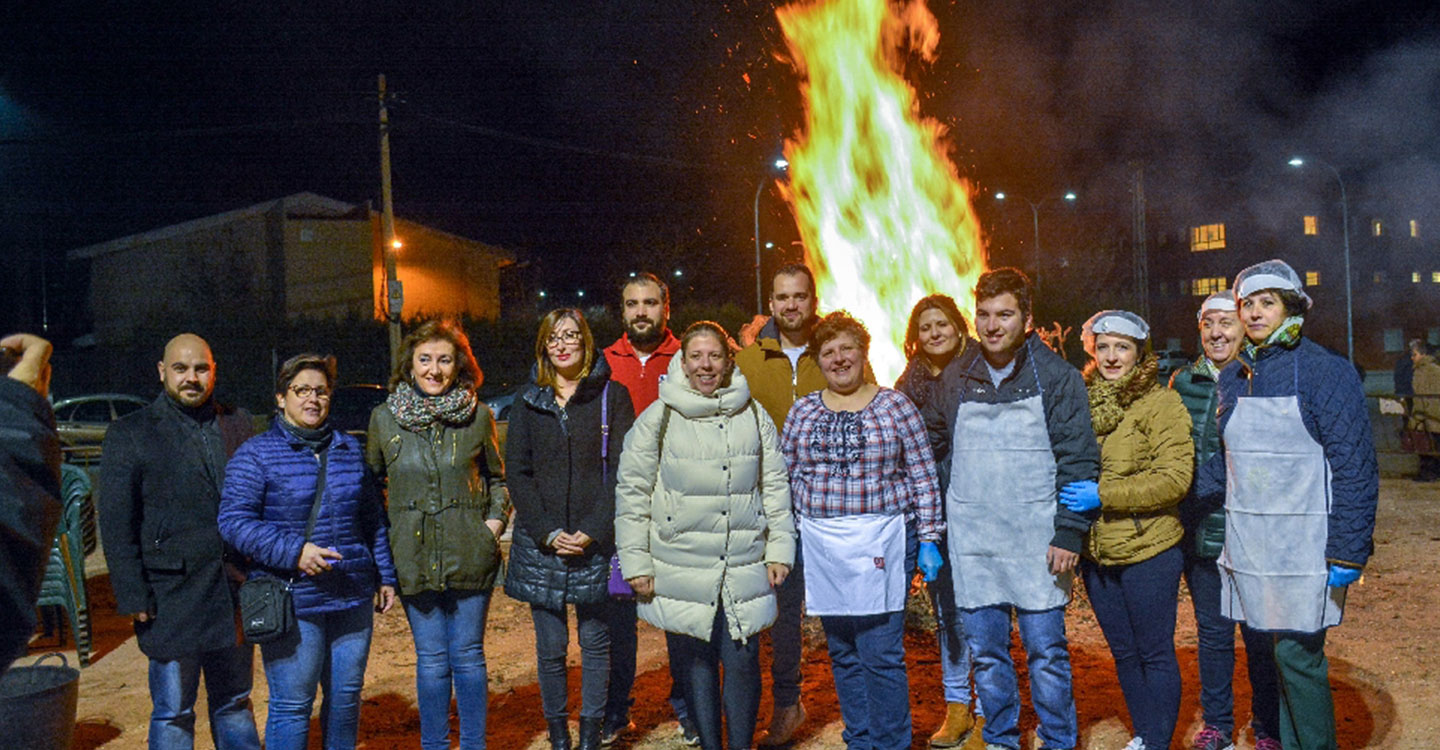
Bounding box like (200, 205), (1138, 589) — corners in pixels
(238, 449), (328, 644)
(239, 575), (294, 643)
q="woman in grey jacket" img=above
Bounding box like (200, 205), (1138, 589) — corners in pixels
(616, 321), (796, 750)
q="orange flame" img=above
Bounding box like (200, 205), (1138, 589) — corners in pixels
(777, 0), (986, 384)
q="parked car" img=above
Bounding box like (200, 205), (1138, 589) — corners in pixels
(483, 390), (516, 421)
(327, 383), (389, 446)
(1154, 349), (1192, 382)
(52, 393), (150, 455)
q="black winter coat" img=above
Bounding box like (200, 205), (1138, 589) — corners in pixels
(99, 395), (253, 659)
(0, 378), (61, 671)
(503, 359), (634, 609)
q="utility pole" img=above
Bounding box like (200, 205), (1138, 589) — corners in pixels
(379, 74), (403, 368)
(1130, 162), (1149, 321)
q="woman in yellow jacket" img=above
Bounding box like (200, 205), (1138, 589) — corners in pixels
(1062, 310), (1193, 750)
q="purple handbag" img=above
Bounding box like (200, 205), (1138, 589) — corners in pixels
(601, 383), (635, 598)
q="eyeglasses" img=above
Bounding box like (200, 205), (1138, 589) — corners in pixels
(288, 385), (331, 400)
(546, 330), (583, 347)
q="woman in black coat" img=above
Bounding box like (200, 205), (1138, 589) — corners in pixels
(504, 308), (635, 750)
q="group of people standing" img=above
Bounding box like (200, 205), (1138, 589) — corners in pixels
(90, 254), (1374, 750)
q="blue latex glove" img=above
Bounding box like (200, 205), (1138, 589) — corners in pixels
(1327, 564), (1362, 587)
(1058, 480), (1101, 513)
(918, 541), (944, 582)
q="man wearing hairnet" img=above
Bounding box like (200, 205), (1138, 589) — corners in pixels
(1194, 259), (1377, 750)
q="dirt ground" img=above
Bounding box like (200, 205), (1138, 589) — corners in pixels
(33, 476), (1439, 749)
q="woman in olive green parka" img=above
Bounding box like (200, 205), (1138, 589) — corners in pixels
(1070, 310), (1192, 750)
(366, 319), (509, 750)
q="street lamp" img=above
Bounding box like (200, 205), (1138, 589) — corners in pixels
(994, 191), (1076, 291)
(1288, 156), (1353, 363)
(754, 157), (790, 315)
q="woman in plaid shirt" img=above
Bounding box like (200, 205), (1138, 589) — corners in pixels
(780, 311), (945, 750)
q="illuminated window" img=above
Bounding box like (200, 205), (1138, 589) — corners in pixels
(1191, 277), (1228, 296)
(1373, 271), (1385, 284)
(1190, 224), (1226, 251)
(1373, 220), (1383, 237)
(1415, 272), (1423, 284)
(1412, 220), (1420, 238)
(1432, 272), (1440, 284)
(1305, 271), (1320, 286)
(1303, 216), (1318, 235)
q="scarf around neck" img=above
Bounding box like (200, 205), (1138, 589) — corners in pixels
(387, 383), (478, 432)
(1242, 315), (1304, 359)
(1086, 353), (1159, 437)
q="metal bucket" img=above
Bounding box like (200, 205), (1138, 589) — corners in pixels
(0, 653), (78, 750)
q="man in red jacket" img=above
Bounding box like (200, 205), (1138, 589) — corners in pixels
(600, 272), (692, 745)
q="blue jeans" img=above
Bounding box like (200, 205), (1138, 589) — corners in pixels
(1082, 546), (1183, 750)
(1183, 548), (1280, 740)
(766, 535), (804, 709)
(531, 602), (611, 720)
(260, 605), (375, 750)
(666, 608), (761, 750)
(821, 610), (911, 750)
(603, 597), (691, 726)
(147, 644), (261, 750)
(961, 605), (1076, 750)
(928, 534), (980, 713)
(404, 589), (492, 750)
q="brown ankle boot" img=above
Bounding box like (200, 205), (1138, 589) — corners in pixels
(958, 715), (987, 750)
(757, 702), (807, 746)
(928, 702), (975, 748)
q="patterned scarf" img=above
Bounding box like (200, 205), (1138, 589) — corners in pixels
(1086, 353), (1159, 437)
(1242, 315), (1305, 359)
(1195, 356), (1222, 382)
(387, 384), (478, 433)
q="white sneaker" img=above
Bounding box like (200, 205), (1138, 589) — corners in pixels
(1122, 739), (1147, 750)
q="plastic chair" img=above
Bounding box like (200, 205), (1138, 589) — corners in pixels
(35, 464), (92, 667)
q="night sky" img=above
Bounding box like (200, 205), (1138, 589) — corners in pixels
(4, 1), (1439, 335)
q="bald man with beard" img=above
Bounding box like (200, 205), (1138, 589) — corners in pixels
(100, 334), (261, 750)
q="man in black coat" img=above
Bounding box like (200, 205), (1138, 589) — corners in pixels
(0, 333), (61, 675)
(99, 334), (261, 750)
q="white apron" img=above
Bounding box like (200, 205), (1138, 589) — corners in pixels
(946, 353), (1071, 611)
(1218, 356), (1345, 632)
(800, 513), (908, 616)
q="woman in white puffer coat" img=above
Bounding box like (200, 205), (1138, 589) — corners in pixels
(616, 321), (796, 750)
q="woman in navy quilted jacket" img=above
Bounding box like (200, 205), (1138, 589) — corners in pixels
(219, 353), (398, 750)
(1194, 260), (1378, 750)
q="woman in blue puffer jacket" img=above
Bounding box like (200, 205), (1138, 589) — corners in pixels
(219, 353), (398, 750)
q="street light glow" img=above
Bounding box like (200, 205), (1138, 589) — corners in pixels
(1288, 157), (1305, 167)
(1064, 192), (1077, 201)
(577, 290), (585, 298)
(673, 269), (683, 278)
(391, 239), (403, 249)
(775, 158), (789, 170)
(765, 242), (775, 249)
(994, 192), (1007, 200)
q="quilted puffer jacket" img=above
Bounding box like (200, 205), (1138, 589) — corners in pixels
(503, 358), (635, 610)
(1195, 336), (1379, 567)
(615, 357), (795, 643)
(219, 421), (397, 615)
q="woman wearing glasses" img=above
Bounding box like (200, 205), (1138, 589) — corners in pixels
(219, 353), (398, 750)
(366, 320), (509, 750)
(504, 309), (636, 750)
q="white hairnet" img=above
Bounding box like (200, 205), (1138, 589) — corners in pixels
(1082, 309), (1150, 357)
(1197, 291), (1238, 321)
(1233, 259), (1313, 310)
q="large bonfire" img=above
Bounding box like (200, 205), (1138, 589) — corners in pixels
(777, 0), (987, 384)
